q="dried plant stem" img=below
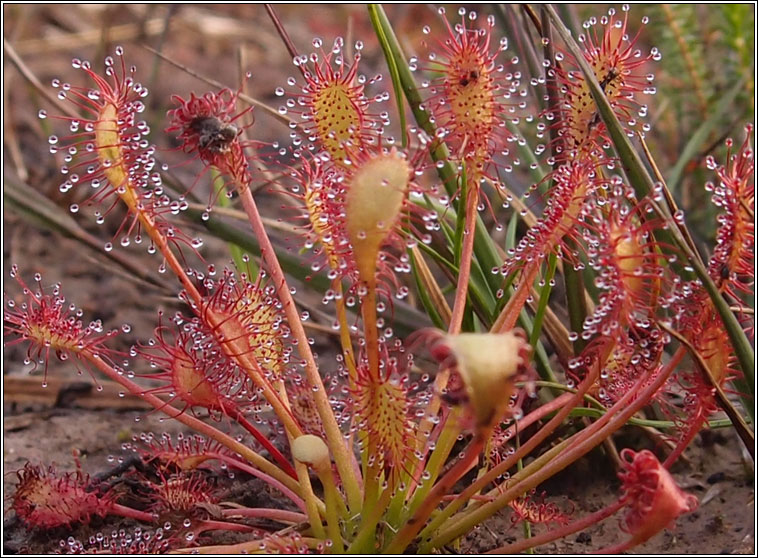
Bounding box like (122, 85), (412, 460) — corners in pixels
(195, 519), (256, 533)
(4, 38), (79, 119)
(221, 507), (307, 524)
(265, 4), (303, 76)
(660, 5), (708, 113)
(176, 537), (322, 554)
(143, 45), (298, 130)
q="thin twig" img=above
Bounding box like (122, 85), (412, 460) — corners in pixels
(141, 44), (298, 130)
(12, 18), (169, 56)
(264, 4), (304, 76)
(4, 38), (79, 119)
(637, 131), (704, 265)
(3, 72), (28, 182)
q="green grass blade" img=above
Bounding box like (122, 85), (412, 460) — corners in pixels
(369, 6), (407, 147)
(666, 79), (745, 193)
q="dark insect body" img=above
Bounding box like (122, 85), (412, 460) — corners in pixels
(190, 116), (239, 154)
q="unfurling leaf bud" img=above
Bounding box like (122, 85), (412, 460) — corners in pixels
(291, 434), (331, 473)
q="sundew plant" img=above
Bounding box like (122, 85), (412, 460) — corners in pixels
(3, 4), (754, 554)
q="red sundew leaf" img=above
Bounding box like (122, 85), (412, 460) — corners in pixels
(509, 489), (573, 528)
(547, 6), (657, 164)
(617, 449), (698, 547)
(43, 49), (198, 252)
(419, 6), (524, 184)
(4, 267), (121, 384)
(278, 36), (385, 166)
(13, 463), (114, 529)
(706, 126), (755, 304)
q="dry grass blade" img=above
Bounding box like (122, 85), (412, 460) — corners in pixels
(186, 202), (300, 236)
(3, 376), (156, 410)
(5, 178), (168, 293)
(3, 73), (28, 182)
(410, 244), (452, 327)
(4, 38), (79, 119)
(12, 18), (168, 56)
(638, 131), (703, 265)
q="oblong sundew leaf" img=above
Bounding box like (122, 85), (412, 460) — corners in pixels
(545, 5), (754, 394)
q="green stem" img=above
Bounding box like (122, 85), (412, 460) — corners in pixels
(564, 253), (588, 354)
(529, 254), (558, 348)
(403, 408), (462, 521)
(316, 467), (346, 553)
(294, 461), (326, 540)
(385, 433), (487, 554)
(347, 487), (393, 553)
(415, 363), (602, 545)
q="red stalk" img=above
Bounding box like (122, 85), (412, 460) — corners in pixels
(232, 410), (297, 479)
(235, 183), (362, 510)
(81, 352), (302, 505)
(110, 503), (155, 523)
(449, 185), (478, 335)
(429, 353), (681, 549)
